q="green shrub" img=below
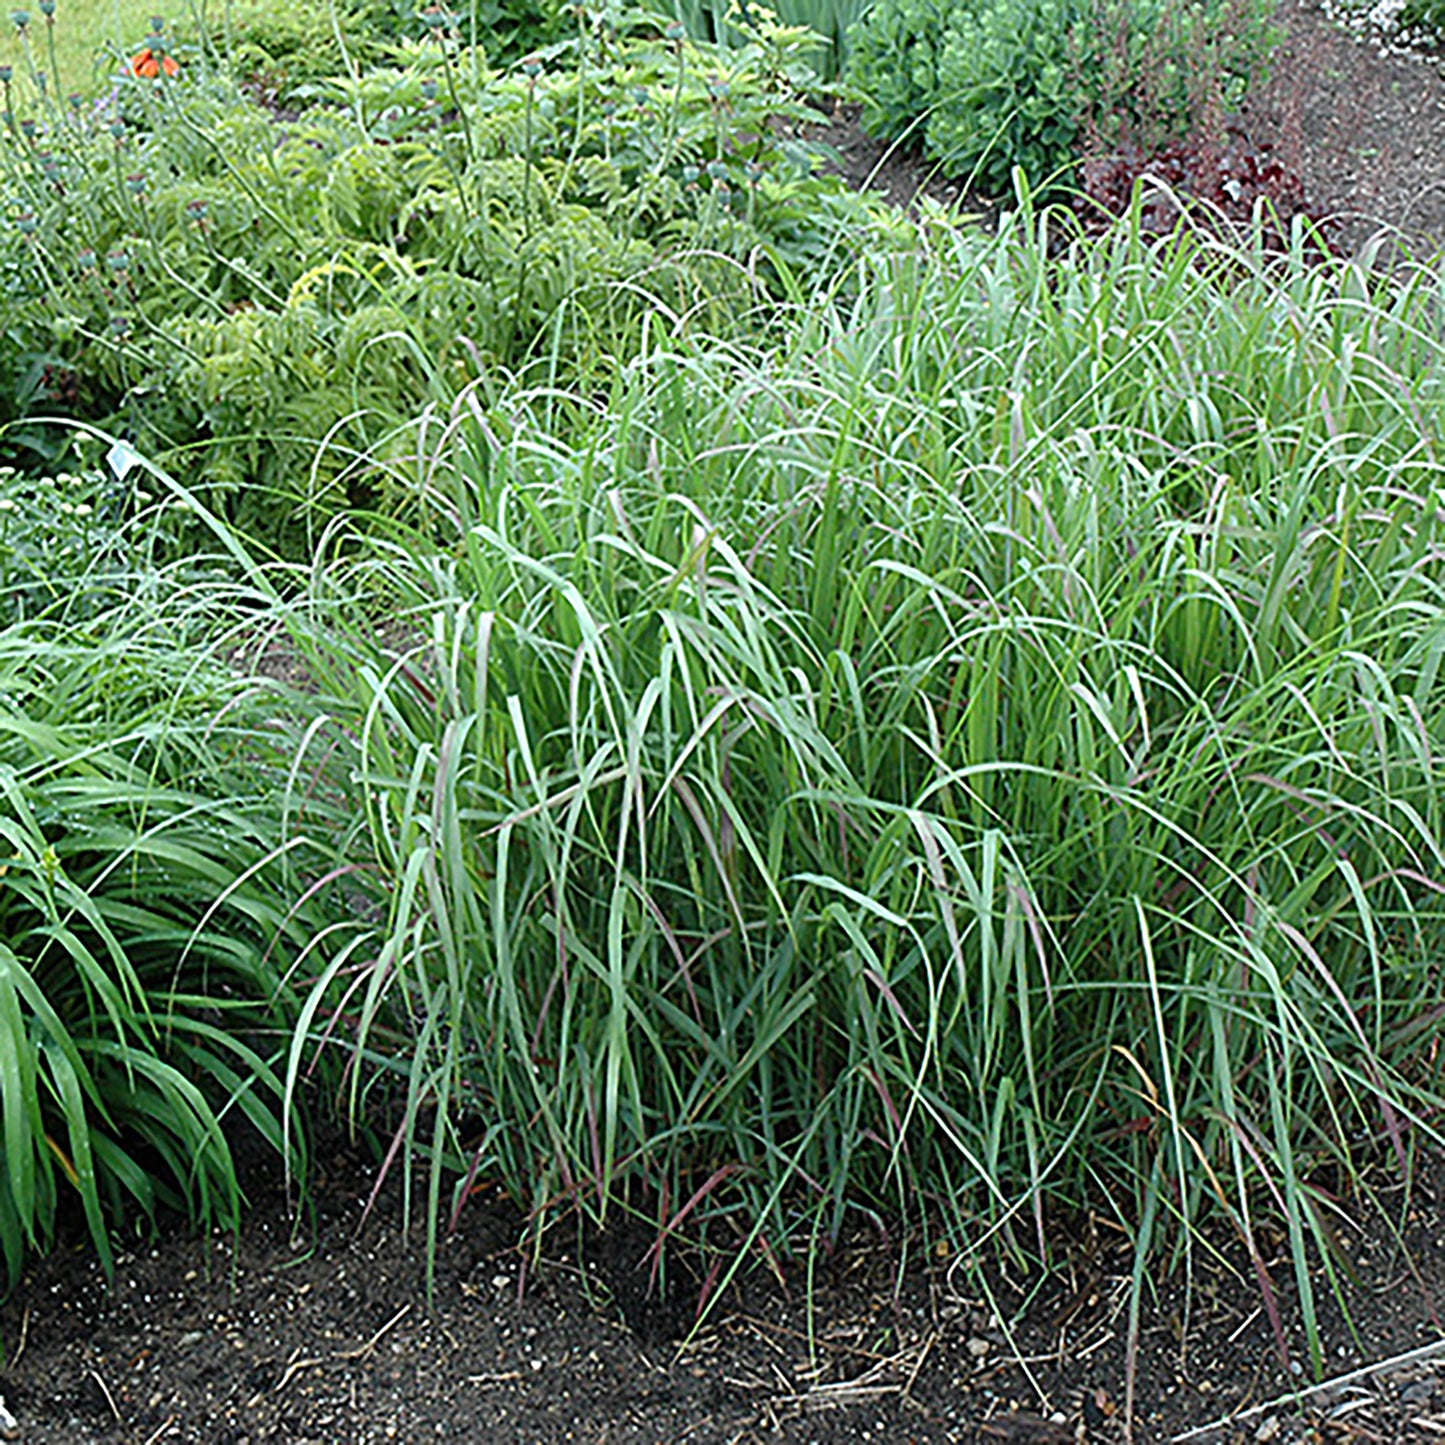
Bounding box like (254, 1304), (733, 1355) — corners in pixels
(203, 0), (567, 96)
(452, 0), (573, 68)
(201, 0), (415, 96)
(845, 0), (951, 145)
(927, 0), (1082, 196)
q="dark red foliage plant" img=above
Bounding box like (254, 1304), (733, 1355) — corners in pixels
(1075, 121), (1336, 258)
(1068, 0), (1336, 259)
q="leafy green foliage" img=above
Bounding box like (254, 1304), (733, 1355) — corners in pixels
(846, 0), (1278, 196)
(844, 0), (949, 145)
(0, 587), (327, 1287)
(451, 0), (574, 68)
(928, 0), (1082, 195)
(0, 5), (890, 557)
(1398, 0), (1445, 40)
(0, 458), (153, 625)
(200, 0), (391, 94)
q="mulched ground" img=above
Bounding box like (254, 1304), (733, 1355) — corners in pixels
(1243, 0), (1445, 254)
(5, 5), (1445, 1441)
(3, 1132), (1445, 1444)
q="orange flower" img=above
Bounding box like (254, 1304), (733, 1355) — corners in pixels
(130, 47), (179, 78)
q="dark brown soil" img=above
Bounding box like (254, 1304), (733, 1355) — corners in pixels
(1246, 0), (1445, 254)
(4, 1131), (1445, 1444)
(5, 8), (1445, 1443)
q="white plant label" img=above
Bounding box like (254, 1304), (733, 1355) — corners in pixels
(106, 440), (141, 480)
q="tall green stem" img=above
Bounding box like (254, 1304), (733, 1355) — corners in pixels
(659, 23), (686, 175)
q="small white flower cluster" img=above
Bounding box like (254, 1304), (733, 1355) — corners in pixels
(0, 464), (129, 524)
(1319, 0), (1439, 58)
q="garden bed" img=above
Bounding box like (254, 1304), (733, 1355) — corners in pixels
(813, 0), (1445, 258)
(3, 4), (1445, 1443)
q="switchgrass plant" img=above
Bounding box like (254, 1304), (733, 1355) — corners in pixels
(278, 193), (1445, 1369)
(0, 525), (340, 1287)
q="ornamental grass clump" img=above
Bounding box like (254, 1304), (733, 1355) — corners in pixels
(0, 547), (342, 1287)
(281, 199), (1445, 1366)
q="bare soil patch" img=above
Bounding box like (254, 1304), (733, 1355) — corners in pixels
(2, 1133), (1444, 1444)
(1247, 0), (1445, 253)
